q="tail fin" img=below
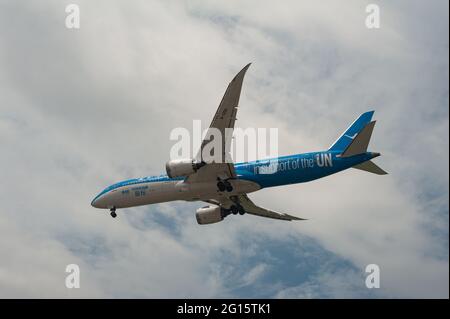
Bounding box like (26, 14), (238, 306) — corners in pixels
(329, 111), (374, 152)
(353, 160), (388, 175)
(341, 121), (376, 157)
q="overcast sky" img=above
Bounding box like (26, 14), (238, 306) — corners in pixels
(0, 0), (448, 298)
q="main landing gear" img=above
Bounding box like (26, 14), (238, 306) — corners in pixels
(221, 204), (245, 218)
(230, 205), (245, 215)
(110, 207), (117, 218)
(217, 178), (233, 192)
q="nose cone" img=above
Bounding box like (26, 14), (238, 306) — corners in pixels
(91, 197), (99, 208)
(91, 193), (107, 209)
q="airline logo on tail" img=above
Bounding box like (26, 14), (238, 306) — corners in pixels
(344, 133), (358, 140)
(329, 110), (374, 152)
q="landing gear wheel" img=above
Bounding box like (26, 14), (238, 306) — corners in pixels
(110, 207), (117, 218)
(231, 206), (239, 215)
(217, 181), (226, 192)
(225, 185), (233, 192)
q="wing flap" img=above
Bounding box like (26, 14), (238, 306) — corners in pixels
(186, 162), (236, 183)
(237, 194), (306, 221)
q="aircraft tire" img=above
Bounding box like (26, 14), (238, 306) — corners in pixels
(217, 182), (226, 192)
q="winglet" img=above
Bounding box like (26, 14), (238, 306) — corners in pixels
(231, 63), (251, 83)
(285, 214), (308, 221)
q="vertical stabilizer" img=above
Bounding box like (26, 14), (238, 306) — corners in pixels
(341, 121), (376, 157)
(328, 111), (374, 152)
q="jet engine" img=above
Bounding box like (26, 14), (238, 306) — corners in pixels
(165, 159), (205, 178)
(195, 205), (225, 225)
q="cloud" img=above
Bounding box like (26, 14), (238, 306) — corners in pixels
(0, 0), (448, 298)
(275, 268), (377, 299)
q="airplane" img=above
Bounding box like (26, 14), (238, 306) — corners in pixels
(91, 63), (387, 224)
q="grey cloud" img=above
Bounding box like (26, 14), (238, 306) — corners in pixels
(0, 0), (448, 298)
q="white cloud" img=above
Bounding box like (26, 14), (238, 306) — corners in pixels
(0, 0), (447, 298)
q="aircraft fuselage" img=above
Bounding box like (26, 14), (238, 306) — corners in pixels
(91, 151), (378, 210)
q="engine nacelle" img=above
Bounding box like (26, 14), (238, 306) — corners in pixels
(196, 205), (225, 225)
(165, 159), (205, 178)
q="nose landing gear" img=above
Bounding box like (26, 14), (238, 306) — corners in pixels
(110, 207), (117, 218)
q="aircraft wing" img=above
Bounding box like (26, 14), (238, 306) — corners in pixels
(206, 194), (306, 221)
(186, 63), (251, 183)
(236, 194), (306, 221)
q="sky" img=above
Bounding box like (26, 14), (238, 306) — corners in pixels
(0, 0), (448, 298)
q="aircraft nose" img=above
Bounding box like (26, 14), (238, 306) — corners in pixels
(91, 193), (106, 208)
(91, 197), (100, 208)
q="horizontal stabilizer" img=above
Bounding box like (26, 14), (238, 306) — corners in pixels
(353, 160), (388, 175)
(341, 121), (376, 157)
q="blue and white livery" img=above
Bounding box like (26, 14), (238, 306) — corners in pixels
(91, 64), (387, 224)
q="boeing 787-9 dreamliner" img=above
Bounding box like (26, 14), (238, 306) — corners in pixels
(91, 64), (387, 224)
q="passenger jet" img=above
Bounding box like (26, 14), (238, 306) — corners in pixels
(91, 64), (387, 224)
